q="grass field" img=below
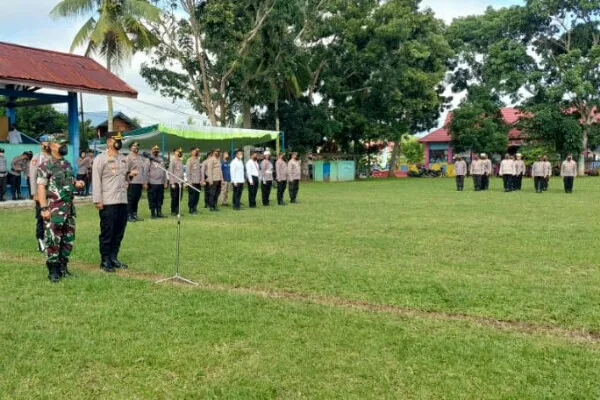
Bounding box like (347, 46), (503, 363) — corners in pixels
(1, 177), (600, 398)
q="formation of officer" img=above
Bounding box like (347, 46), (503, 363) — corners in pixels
(36, 135), (85, 282)
(126, 142), (146, 222)
(92, 131), (139, 272)
(560, 153), (577, 193)
(145, 145), (168, 219)
(168, 147), (184, 216)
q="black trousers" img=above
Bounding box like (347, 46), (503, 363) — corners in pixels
(77, 174), (89, 195)
(502, 174), (513, 192)
(188, 183), (201, 211)
(563, 176), (574, 193)
(170, 184), (183, 213)
(9, 174), (21, 199)
(481, 174), (490, 191)
(472, 175), (482, 191)
(204, 183), (210, 207)
(209, 181), (221, 209)
(127, 184), (143, 216)
(277, 180), (287, 203)
(455, 175), (465, 191)
(35, 201), (44, 240)
(534, 176), (544, 192)
(542, 177), (549, 191)
(248, 176), (259, 207)
(233, 183), (244, 209)
(515, 175), (523, 190)
(289, 179), (300, 201)
(261, 181), (273, 205)
(0, 175), (6, 199)
(148, 184), (165, 211)
(99, 204), (128, 257)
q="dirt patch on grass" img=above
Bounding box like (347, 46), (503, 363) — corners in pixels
(7, 251), (600, 345)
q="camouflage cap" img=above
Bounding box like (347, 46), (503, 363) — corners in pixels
(46, 134), (69, 144)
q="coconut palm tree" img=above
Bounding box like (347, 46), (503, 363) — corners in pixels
(51, 0), (159, 132)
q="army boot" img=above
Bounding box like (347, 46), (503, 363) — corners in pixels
(110, 253), (128, 270)
(100, 255), (115, 273)
(47, 261), (61, 283)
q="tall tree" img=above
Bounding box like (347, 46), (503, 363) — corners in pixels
(51, 0), (159, 132)
(449, 0), (600, 174)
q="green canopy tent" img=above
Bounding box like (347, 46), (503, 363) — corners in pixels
(103, 124), (284, 155)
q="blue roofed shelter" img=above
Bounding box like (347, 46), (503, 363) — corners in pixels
(0, 42), (138, 178)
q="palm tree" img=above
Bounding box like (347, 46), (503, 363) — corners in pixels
(51, 0), (159, 132)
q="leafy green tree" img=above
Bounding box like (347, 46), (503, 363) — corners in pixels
(51, 0), (160, 132)
(400, 136), (425, 165)
(1, 105), (68, 139)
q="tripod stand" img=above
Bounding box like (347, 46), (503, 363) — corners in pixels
(147, 157), (200, 286)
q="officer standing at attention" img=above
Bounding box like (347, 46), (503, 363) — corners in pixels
(542, 155), (552, 191)
(276, 153), (288, 205)
(230, 150), (245, 210)
(186, 147), (202, 215)
(560, 153), (577, 193)
(499, 154), (515, 192)
(219, 152), (231, 207)
(126, 142), (146, 222)
(469, 154), (483, 191)
(0, 148), (7, 201)
(202, 150), (212, 209)
(246, 151), (261, 208)
(481, 153), (492, 191)
(260, 150), (274, 206)
(168, 147), (184, 216)
(288, 152), (301, 203)
(144, 145), (168, 219)
(514, 153), (526, 191)
(92, 132), (139, 272)
(76, 150), (91, 196)
(454, 155), (467, 191)
(9, 153), (27, 200)
(531, 156), (545, 193)
(206, 149), (223, 212)
(37, 135), (85, 282)
(30, 135), (52, 252)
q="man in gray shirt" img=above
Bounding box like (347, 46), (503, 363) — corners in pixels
(454, 155), (467, 191)
(144, 145), (168, 219)
(92, 131), (139, 272)
(261, 150), (274, 206)
(186, 147), (202, 215)
(30, 135), (51, 252)
(168, 147), (184, 216)
(126, 142), (146, 222)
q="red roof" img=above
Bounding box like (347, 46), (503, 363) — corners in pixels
(0, 42), (137, 98)
(419, 107), (525, 143)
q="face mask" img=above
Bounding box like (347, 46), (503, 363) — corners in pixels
(58, 145), (68, 156)
(113, 140), (123, 150)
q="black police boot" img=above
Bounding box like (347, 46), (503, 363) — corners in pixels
(47, 261), (61, 283)
(59, 257), (73, 278)
(100, 255), (116, 273)
(110, 253), (128, 270)
(134, 213), (144, 222)
(151, 209), (157, 219)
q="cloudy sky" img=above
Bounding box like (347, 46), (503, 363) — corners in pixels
(0, 0), (522, 129)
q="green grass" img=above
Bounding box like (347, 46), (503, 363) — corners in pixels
(1, 178), (600, 398)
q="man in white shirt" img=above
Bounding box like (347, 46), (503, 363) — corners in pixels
(246, 151), (260, 208)
(8, 125), (23, 144)
(499, 154), (516, 192)
(230, 150), (245, 210)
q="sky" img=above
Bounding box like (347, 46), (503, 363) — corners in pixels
(0, 0), (522, 131)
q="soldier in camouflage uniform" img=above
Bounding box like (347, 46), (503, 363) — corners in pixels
(37, 135), (85, 282)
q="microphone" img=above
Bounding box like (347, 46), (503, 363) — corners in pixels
(142, 151), (158, 162)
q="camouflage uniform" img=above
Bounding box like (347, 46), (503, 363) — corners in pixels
(37, 156), (77, 279)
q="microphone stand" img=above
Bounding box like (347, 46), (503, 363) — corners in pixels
(145, 155), (200, 286)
